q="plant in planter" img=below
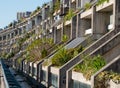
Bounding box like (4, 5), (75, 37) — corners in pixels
(30, 6), (41, 16)
(74, 55), (106, 80)
(5, 52), (15, 59)
(51, 45), (84, 67)
(84, 2), (92, 10)
(1, 52), (7, 59)
(41, 48), (48, 58)
(64, 9), (75, 22)
(17, 57), (23, 64)
(95, 71), (120, 88)
(97, 0), (109, 6)
(51, 48), (74, 66)
(53, 0), (60, 13)
(26, 38), (53, 61)
(62, 34), (69, 43)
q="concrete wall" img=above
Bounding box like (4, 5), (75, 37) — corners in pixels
(64, 25), (71, 39)
(72, 71), (91, 85)
(71, 15), (77, 39)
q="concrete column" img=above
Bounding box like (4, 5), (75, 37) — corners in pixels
(114, 0), (120, 28)
(76, 0), (79, 8)
(71, 15), (77, 39)
(76, 13), (80, 37)
(46, 66), (51, 88)
(66, 70), (73, 88)
(53, 27), (57, 43)
(35, 16), (39, 26)
(92, 6), (96, 38)
(56, 29), (61, 43)
(61, 23), (64, 42)
(69, 0), (71, 9)
(64, 25), (71, 39)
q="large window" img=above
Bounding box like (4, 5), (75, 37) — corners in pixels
(73, 80), (91, 88)
(50, 73), (58, 88)
(33, 67), (37, 76)
(41, 70), (46, 81)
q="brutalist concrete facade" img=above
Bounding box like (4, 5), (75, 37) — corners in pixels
(0, 0), (120, 88)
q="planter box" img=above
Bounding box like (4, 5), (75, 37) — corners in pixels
(85, 28), (92, 35)
(109, 80), (120, 88)
(72, 71), (91, 85)
(81, 8), (92, 19)
(96, 0), (113, 12)
(50, 66), (59, 75)
(42, 66), (48, 71)
(57, 23), (62, 29)
(65, 20), (72, 26)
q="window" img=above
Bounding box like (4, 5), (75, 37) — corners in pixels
(51, 73), (58, 88)
(42, 70), (46, 81)
(73, 80), (91, 88)
(33, 67), (37, 76)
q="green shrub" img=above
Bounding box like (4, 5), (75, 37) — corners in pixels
(26, 38), (54, 61)
(17, 57), (23, 64)
(64, 9), (75, 21)
(51, 48), (74, 66)
(84, 3), (92, 10)
(53, 0), (60, 12)
(97, 0), (109, 6)
(75, 45), (84, 53)
(51, 46), (84, 67)
(1, 52), (7, 59)
(5, 52), (15, 59)
(95, 71), (120, 88)
(41, 48), (48, 58)
(74, 55), (106, 80)
(62, 35), (69, 43)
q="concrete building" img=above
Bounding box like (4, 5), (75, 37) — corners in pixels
(0, 0), (120, 88)
(17, 12), (31, 21)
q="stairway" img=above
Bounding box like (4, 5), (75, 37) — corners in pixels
(47, 37), (88, 59)
(59, 28), (120, 88)
(91, 54), (120, 88)
(89, 30), (120, 62)
(64, 37), (86, 49)
(61, 28), (120, 71)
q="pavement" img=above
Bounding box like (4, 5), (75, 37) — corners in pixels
(9, 68), (31, 88)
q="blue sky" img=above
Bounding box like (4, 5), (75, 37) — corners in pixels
(0, 0), (50, 29)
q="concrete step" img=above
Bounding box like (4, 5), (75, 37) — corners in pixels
(48, 37), (87, 59)
(65, 37), (86, 49)
(91, 54), (120, 88)
(61, 29), (120, 72)
(90, 31), (120, 63)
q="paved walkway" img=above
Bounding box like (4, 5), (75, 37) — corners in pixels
(9, 68), (31, 88)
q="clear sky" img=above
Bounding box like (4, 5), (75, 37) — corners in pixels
(0, 0), (50, 29)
